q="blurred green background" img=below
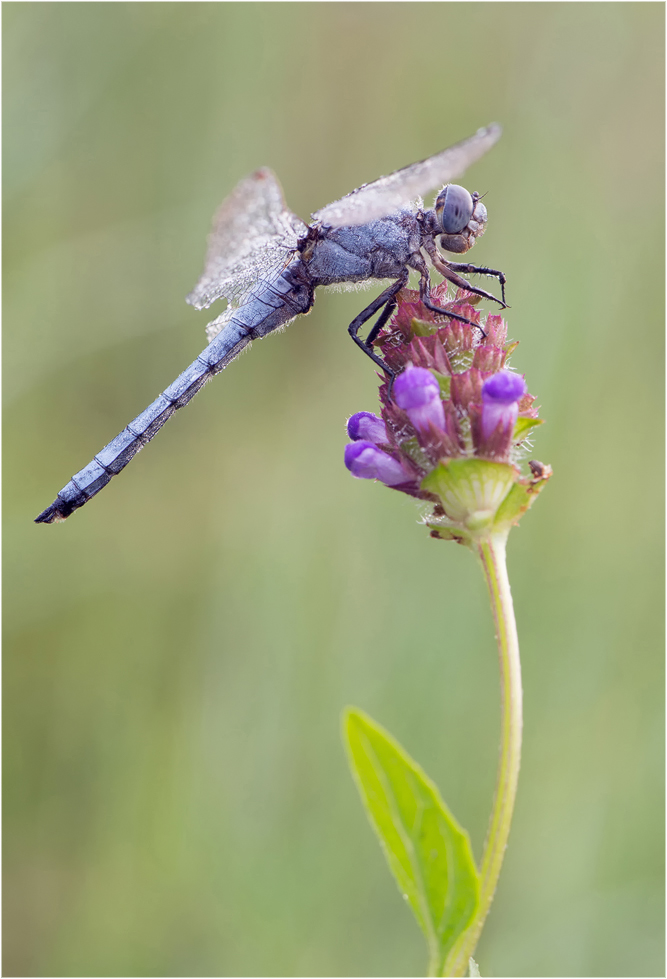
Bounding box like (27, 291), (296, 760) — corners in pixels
(4, 4), (664, 977)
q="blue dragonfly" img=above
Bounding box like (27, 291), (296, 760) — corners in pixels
(36, 124), (504, 523)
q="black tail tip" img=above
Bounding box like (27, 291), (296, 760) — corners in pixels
(35, 503), (68, 524)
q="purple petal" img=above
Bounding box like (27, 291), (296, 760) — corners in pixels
(481, 401), (519, 440)
(482, 370), (527, 405)
(347, 411), (387, 443)
(393, 364), (445, 433)
(394, 365), (441, 409)
(344, 441), (408, 486)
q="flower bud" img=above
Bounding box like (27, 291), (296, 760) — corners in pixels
(347, 411), (387, 444)
(344, 441), (409, 486)
(393, 364), (445, 434)
(481, 370), (527, 440)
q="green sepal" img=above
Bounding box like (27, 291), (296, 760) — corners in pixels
(411, 317), (440, 337)
(433, 371), (452, 399)
(427, 525), (469, 545)
(503, 339), (520, 357)
(422, 458), (551, 543)
(513, 416), (544, 441)
(421, 459), (517, 533)
(493, 465), (551, 530)
(400, 435), (432, 471)
(343, 708), (480, 977)
(447, 349), (475, 374)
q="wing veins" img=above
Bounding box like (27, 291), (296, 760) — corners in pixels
(313, 124), (501, 227)
(187, 167), (307, 312)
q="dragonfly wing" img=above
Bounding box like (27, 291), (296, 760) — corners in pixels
(187, 168), (308, 311)
(312, 124), (501, 228)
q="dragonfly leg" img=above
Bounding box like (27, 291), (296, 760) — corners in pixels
(435, 262), (505, 308)
(419, 269), (488, 339)
(365, 296), (398, 347)
(348, 273), (408, 382)
(446, 262), (508, 307)
(423, 238), (506, 308)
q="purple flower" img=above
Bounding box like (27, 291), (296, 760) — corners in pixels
(342, 289), (549, 537)
(344, 441), (409, 486)
(347, 411), (387, 444)
(393, 364), (445, 434)
(481, 370), (527, 439)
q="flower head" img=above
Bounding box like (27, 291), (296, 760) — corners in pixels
(343, 284), (551, 545)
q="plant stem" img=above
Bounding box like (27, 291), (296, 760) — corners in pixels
(443, 531), (523, 977)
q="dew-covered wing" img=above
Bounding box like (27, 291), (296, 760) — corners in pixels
(187, 168), (308, 313)
(313, 124), (501, 228)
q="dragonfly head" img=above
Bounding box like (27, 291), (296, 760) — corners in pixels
(434, 186), (487, 254)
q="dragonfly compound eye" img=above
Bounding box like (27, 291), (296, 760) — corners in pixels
(435, 184), (474, 235)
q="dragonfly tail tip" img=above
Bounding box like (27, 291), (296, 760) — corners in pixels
(34, 502), (68, 524)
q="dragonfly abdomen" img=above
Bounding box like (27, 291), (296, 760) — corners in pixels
(35, 267), (313, 523)
(33, 340), (232, 523)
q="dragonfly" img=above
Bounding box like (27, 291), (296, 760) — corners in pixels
(36, 123), (504, 524)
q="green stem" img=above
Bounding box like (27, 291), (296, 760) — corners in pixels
(443, 531), (523, 977)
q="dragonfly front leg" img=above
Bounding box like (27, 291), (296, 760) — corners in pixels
(417, 264), (488, 339)
(348, 272), (408, 380)
(423, 238), (506, 309)
(446, 261), (507, 307)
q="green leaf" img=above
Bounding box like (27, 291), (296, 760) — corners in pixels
(468, 956), (481, 977)
(343, 708), (480, 976)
